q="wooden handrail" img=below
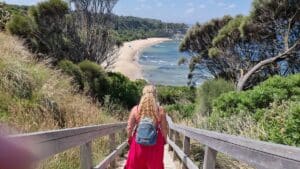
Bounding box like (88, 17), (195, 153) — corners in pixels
(7, 116), (300, 169)
(166, 116), (300, 169)
(9, 122), (127, 169)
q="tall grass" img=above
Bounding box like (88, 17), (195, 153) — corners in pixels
(0, 32), (118, 169)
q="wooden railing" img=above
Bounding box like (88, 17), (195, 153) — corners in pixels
(8, 116), (300, 169)
(10, 123), (127, 169)
(166, 116), (300, 169)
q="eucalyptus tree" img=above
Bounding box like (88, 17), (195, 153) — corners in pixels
(181, 0), (300, 90)
(237, 0), (300, 90)
(211, 0), (300, 90)
(69, 0), (119, 69)
(28, 0), (69, 60)
(179, 16), (233, 85)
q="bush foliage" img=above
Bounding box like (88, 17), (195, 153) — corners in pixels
(213, 74), (300, 118)
(157, 85), (196, 105)
(6, 14), (34, 37)
(205, 74), (300, 146)
(58, 60), (85, 91)
(196, 79), (234, 116)
(107, 72), (146, 108)
(259, 101), (300, 146)
(56, 60), (147, 109)
(78, 60), (110, 99)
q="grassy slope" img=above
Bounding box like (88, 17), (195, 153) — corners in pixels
(0, 32), (118, 168)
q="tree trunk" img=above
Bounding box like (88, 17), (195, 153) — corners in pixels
(236, 41), (299, 91)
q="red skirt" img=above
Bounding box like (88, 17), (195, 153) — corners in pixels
(124, 129), (165, 169)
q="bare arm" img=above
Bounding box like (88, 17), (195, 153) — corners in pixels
(160, 107), (169, 142)
(127, 106), (137, 137)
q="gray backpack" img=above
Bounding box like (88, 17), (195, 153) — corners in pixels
(135, 106), (159, 146)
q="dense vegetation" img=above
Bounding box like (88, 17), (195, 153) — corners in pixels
(113, 16), (188, 42)
(209, 74), (300, 145)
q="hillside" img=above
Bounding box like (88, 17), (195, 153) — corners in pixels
(113, 15), (188, 42)
(0, 32), (119, 168)
(0, 32), (116, 132)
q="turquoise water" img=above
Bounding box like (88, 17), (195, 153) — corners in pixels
(139, 40), (191, 86)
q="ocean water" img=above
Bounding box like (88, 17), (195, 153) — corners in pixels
(139, 40), (191, 86)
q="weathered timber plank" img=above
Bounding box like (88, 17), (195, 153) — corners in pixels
(182, 136), (191, 169)
(166, 116), (300, 162)
(80, 142), (93, 169)
(168, 129), (174, 151)
(9, 123), (126, 160)
(169, 124), (300, 169)
(173, 131), (181, 161)
(203, 146), (217, 169)
(11, 123), (126, 143)
(178, 125), (300, 162)
(94, 142), (127, 169)
(109, 133), (116, 168)
(168, 138), (199, 169)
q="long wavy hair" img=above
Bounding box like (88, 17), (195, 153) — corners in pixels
(137, 85), (159, 123)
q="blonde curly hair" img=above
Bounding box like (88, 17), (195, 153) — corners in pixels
(138, 85), (160, 123)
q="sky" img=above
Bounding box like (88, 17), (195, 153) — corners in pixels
(3, 0), (253, 24)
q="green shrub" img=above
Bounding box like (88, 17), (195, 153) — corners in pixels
(206, 74), (300, 146)
(79, 60), (110, 100)
(106, 73), (147, 108)
(165, 103), (196, 119)
(259, 101), (300, 146)
(196, 79), (234, 116)
(213, 74), (300, 117)
(0, 3), (11, 31)
(157, 85), (196, 105)
(77, 62), (144, 107)
(107, 72), (142, 108)
(6, 14), (34, 37)
(58, 60), (84, 90)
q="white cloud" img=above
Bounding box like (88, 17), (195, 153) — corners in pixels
(227, 3), (236, 9)
(185, 7), (195, 15)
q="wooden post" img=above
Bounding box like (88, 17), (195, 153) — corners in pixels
(181, 136), (190, 169)
(168, 129), (174, 151)
(80, 142), (93, 169)
(173, 131), (180, 161)
(108, 133), (116, 169)
(203, 146), (217, 169)
(120, 129), (127, 157)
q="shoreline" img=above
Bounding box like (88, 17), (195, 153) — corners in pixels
(112, 38), (172, 80)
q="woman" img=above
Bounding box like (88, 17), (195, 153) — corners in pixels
(125, 85), (169, 169)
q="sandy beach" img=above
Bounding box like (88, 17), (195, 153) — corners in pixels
(112, 38), (171, 80)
